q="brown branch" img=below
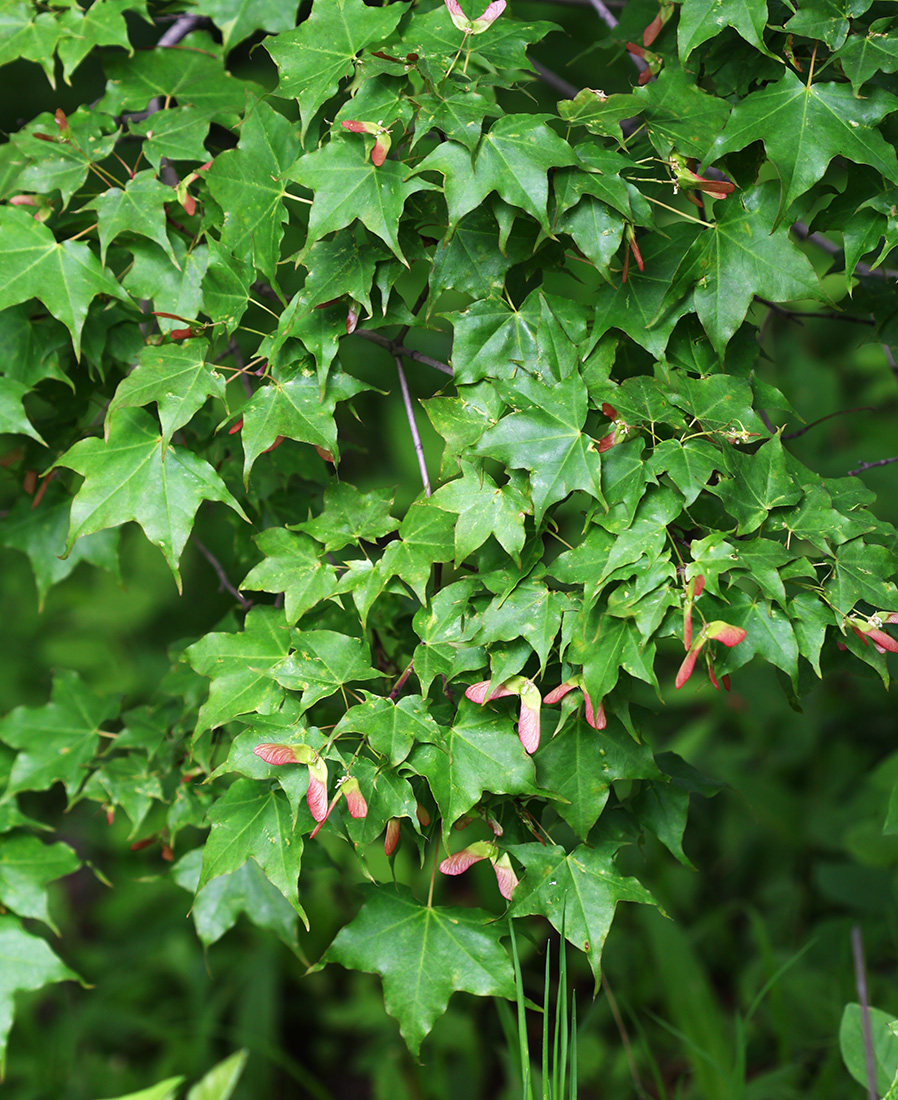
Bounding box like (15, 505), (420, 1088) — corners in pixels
(527, 57), (579, 99)
(883, 342), (898, 386)
(388, 660), (415, 701)
(354, 328), (453, 376)
(782, 406), (876, 441)
(849, 455), (898, 476)
(754, 296), (875, 326)
(850, 926), (878, 1100)
(190, 535), (252, 609)
(791, 222), (898, 281)
(394, 354), (432, 497)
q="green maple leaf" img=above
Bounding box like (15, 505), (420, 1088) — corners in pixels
(80, 756), (164, 837)
(636, 63), (734, 158)
(342, 757), (421, 851)
(0, 490), (120, 611)
(508, 841), (658, 984)
(825, 538), (898, 611)
(0, 303), (72, 390)
(84, 169), (178, 267)
(13, 109), (119, 209)
(172, 849), (299, 950)
(57, 407), (248, 586)
(431, 466), (530, 564)
(201, 239), (252, 335)
(240, 528), (339, 625)
(56, 0), (142, 83)
(185, 606), (292, 735)
(300, 228), (379, 314)
(429, 208), (518, 300)
(106, 342), (227, 448)
(0, 669), (119, 800)
(99, 31), (251, 123)
(323, 886), (516, 1055)
(705, 71), (898, 218)
(567, 613), (658, 702)
(0, 207), (130, 358)
(414, 116), (579, 234)
(377, 499), (456, 603)
(475, 372), (604, 522)
(0, 2), (60, 86)
(835, 20), (898, 95)
(199, 779), (307, 922)
(783, 0), (873, 51)
(408, 90), (502, 154)
(206, 97), (299, 286)
(663, 184), (827, 357)
(411, 580), (486, 696)
(293, 482), (400, 553)
(678, 0), (777, 60)
(669, 374), (767, 435)
(0, 376), (45, 445)
(271, 630), (381, 713)
(333, 692), (442, 767)
(409, 699), (543, 831)
(709, 435), (803, 534)
(473, 579), (568, 671)
(585, 223), (696, 359)
(536, 718), (661, 840)
(423, 383), (507, 479)
(239, 370), (369, 483)
(289, 138), (434, 265)
(709, 588), (800, 684)
(200, 0), (299, 53)
(266, 0), (405, 140)
(0, 917), (82, 1073)
(122, 238), (208, 335)
(649, 439), (724, 507)
(130, 106), (211, 170)
(0, 836), (81, 934)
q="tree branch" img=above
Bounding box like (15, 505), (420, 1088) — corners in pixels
(782, 406), (876, 441)
(527, 57), (579, 99)
(850, 926), (878, 1100)
(394, 355), (432, 497)
(848, 455), (898, 476)
(354, 328), (453, 376)
(190, 535), (252, 609)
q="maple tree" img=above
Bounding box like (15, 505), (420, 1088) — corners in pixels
(1, 0), (898, 1092)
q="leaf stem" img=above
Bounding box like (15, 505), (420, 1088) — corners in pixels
(643, 194), (712, 226)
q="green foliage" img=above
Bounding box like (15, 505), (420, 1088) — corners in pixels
(1, 0), (898, 1093)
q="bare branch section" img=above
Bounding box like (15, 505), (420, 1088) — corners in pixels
(355, 328), (453, 376)
(849, 455), (898, 476)
(191, 535), (252, 609)
(394, 355), (432, 497)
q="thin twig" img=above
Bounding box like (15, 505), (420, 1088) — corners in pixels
(882, 342), (898, 386)
(388, 660), (415, 701)
(528, 57), (579, 99)
(782, 406), (876, 441)
(191, 535), (252, 609)
(792, 222), (898, 281)
(225, 338), (253, 398)
(754, 297), (875, 326)
(355, 328), (453, 376)
(850, 926), (878, 1100)
(849, 455), (898, 476)
(394, 355), (432, 497)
